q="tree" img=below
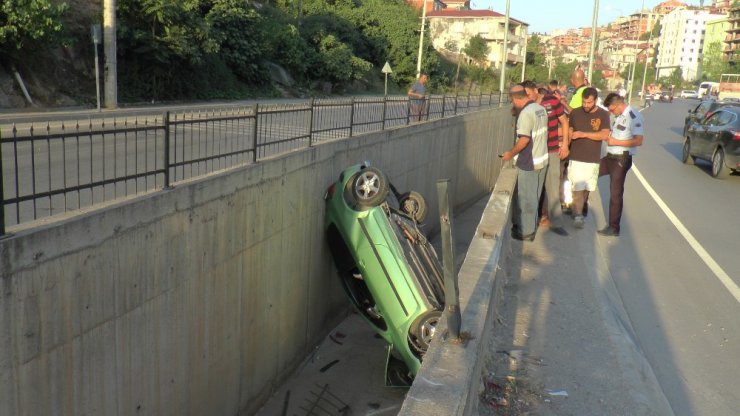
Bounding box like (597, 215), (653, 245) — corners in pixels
(463, 35), (488, 65)
(0, 0), (69, 59)
(700, 41), (731, 81)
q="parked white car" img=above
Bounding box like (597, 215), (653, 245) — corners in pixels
(680, 90), (699, 99)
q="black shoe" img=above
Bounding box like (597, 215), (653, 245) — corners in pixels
(512, 231), (536, 241)
(550, 227), (569, 236)
(597, 226), (620, 237)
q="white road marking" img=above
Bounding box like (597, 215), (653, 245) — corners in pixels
(632, 164), (740, 304)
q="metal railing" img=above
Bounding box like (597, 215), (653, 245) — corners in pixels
(1, 92), (507, 234)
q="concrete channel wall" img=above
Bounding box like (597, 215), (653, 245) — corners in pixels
(0, 108), (513, 416)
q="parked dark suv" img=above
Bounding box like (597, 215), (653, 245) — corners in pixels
(682, 105), (740, 178)
(683, 100), (728, 136)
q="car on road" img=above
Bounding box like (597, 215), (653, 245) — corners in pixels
(682, 105), (740, 178)
(683, 100), (729, 136)
(324, 163), (444, 380)
(680, 90), (699, 99)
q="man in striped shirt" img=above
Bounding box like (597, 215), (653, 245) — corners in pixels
(536, 85), (570, 236)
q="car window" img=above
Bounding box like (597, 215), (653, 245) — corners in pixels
(704, 112), (722, 126)
(697, 102), (711, 113)
(718, 111), (735, 125)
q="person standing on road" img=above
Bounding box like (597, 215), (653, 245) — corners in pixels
(536, 86), (570, 236)
(502, 85), (549, 241)
(597, 93), (644, 237)
(567, 87), (610, 229)
(408, 74), (428, 122)
(561, 68), (587, 113)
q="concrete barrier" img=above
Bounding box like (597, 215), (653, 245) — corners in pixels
(399, 166), (517, 416)
(0, 108), (513, 416)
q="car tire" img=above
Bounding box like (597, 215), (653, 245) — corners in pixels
(399, 191), (428, 223)
(351, 167), (389, 208)
(409, 310), (442, 353)
(711, 148), (731, 179)
(682, 139), (695, 165)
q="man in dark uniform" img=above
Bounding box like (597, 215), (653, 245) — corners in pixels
(598, 93), (645, 236)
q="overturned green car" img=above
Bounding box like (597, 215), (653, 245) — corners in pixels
(324, 163), (445, 381)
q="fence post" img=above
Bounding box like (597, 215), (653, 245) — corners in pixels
(454, 94), (459, 115)
(163, 111), (171, 189)
(382, 96), (387, 130)
(0, 130), (5, 236)
(252, 104), (259, 160)
(308, 99), (315, 147)
(349, 97), (355, 137)
(479, 91), (483, 109)
(406, 97), (411, 125)
(441, 95), (446, 118)
(436, 179), (461, 340)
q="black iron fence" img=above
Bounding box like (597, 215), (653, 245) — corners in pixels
(0, 92), (508, 234)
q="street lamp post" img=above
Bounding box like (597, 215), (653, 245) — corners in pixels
(587, 0), (599, 84)
(498, 0), (511, 105)
(416, 0), (429, 79)
(627, 0), (646, 103)
(521, 32), (529, 82)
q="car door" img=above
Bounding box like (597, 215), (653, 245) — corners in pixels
(714, 110), (737, 154)
(686, 101), (710, 132)
(692, 111), (723, 159)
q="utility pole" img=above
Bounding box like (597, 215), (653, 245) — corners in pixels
(416, 0), (429, 79)
(587, 0), (599, 84)
(498, 0), (511, 102)
(103, 0), (118, 109)
(521, 32), (529, 82)
(639, 23), (654, 106)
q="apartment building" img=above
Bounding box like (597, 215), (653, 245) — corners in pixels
(427, 9), (528, 69)
(726, 5), (740, 64)
(619, 10), (662, 40)
(656, 8), (725, 80)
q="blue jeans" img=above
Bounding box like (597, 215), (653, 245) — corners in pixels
(543, 153), (565, 228)
(513, 167), (547, 235)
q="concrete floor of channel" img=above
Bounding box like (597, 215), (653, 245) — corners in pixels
(256, 195), (490, 416)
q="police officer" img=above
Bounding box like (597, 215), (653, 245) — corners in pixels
(598, 93), (644, 237)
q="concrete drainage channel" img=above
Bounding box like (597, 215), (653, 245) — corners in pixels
(256, 168), (516, 416)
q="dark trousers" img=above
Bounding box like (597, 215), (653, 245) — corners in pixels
(599, 153), (633, 231)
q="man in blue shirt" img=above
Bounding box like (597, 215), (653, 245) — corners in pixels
(598, 93), (645, 236)
(408, 74), (428, 122)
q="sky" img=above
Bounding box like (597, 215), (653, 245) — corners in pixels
(472, 0), (704, 34)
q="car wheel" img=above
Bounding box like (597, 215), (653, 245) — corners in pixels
(681, 139), (695, 165)
(409, 310), (442, 353)
(711, 148), (731, 179)
(351, 167), (389, 208)
(399, 191), (428, 223)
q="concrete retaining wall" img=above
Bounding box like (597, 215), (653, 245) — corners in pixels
(0, 108), (513, 416)
(398, 167), (517, 416)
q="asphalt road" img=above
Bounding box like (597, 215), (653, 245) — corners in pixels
(595, 98), (740, 415)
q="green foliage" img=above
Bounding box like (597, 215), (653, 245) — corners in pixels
(207, 0), (269, 83)
(658, 68), (684, 90)
(463, 35), (488, 65)
(700, 41), (731, 82)
(315, 34), (373, 83)
(0, 0), (69, 58)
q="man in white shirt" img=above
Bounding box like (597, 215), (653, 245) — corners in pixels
(598, 93), (645, 236)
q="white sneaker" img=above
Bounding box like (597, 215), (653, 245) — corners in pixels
(573, 215), (584, 229)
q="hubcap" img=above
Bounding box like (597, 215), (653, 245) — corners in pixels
(419, 317), (439, 345)
(356, 172), (380, 199)
(713, 151), (722, 175)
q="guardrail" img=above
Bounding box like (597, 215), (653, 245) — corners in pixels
(0, 92), (508, 235)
